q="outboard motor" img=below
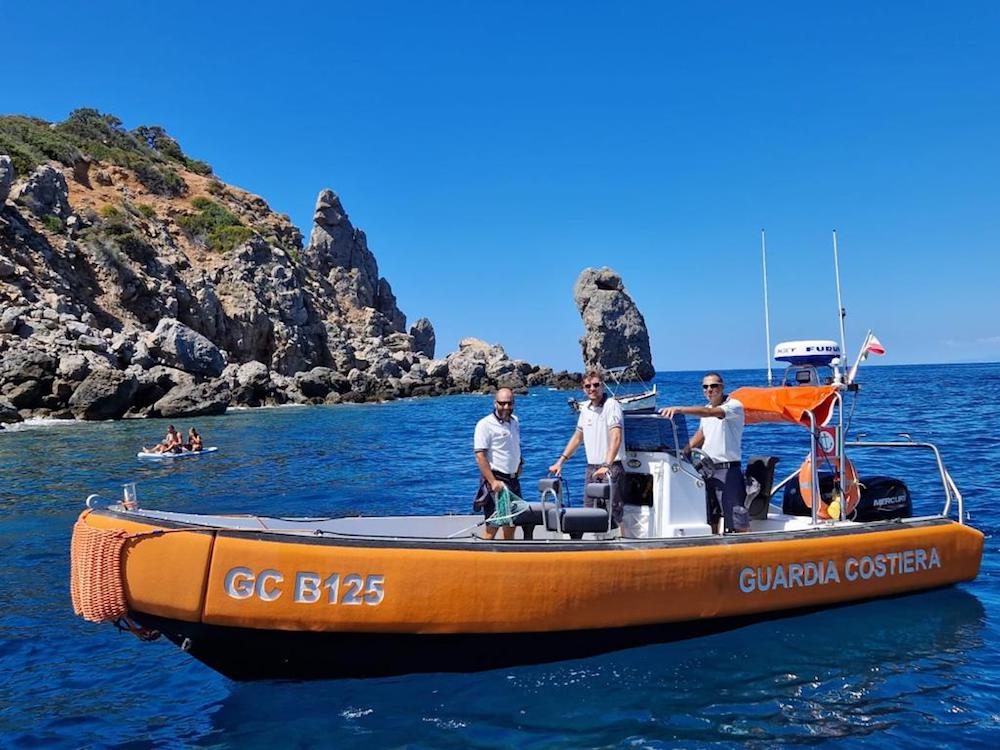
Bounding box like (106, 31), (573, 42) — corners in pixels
(853, 476), (912, 522)
(783, 473), (911, 521)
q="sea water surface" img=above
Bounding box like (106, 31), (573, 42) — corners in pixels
(1, 363), (997, 749)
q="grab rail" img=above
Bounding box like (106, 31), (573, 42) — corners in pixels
(844, 440), (963, 523)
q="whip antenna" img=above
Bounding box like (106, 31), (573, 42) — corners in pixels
(761, 228), (773, 386)
(832, 229), (847, 380)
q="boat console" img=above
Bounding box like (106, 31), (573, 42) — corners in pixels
(619, 414), (714, 538)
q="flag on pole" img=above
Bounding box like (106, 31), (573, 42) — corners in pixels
(849, 330), (886, 383)
(862, 333), (886, 357)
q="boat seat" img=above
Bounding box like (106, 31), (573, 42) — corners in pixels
(513, 503), (544, 527)
(519, 477), (616, 539)
(510, 502), (544, 539)
(542, 482), (615, 538)
(745, 455), (780, 520)
(544, 507), (611, 538)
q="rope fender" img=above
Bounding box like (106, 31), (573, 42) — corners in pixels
(70, 512), (160, 641)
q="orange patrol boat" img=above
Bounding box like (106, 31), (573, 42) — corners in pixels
(70, 383), (983, 680)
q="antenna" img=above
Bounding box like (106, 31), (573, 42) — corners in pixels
(832, 229), (847, 379)
(761, 228), (773, 387)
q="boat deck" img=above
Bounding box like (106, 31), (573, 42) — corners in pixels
(121, 505), (856, 542)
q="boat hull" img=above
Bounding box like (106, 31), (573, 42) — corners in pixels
(132, 592), (950, 680)
(77, 511), (983, 679)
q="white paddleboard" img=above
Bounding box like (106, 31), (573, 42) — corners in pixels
(137, 447), (219, 459)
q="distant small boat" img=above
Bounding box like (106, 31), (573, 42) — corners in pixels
(616, 385), (658, 412)
(136, 447), (218, 460)
(569, 366), (657, 414)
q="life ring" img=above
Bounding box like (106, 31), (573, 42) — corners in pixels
(798, 454), (860, 519)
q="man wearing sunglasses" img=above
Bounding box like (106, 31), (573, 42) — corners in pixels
(659, 372), (746, 533)
(549, 370), (626, 527)
(474, 387), (523, 539)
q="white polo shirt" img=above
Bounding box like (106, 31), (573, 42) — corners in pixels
(474, 412), (521, 475)
(700, 396), (744, 462)
(576, 396), (625, 465)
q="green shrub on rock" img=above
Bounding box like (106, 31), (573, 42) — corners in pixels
(211, 225), (254, 253)
(177, 197), (255, 253)
(0, 115), (85, 175)
(42, 214), (64, 233)
(133, 125), (213, 176)
(0, 110), (210, 197)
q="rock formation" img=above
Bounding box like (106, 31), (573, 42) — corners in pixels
(0, 110), (571, 423)
(573, 267), (654, 381)
(0, 156), (13, 204)
(408, 317), (435, 359)
(11, 165), (72, 219)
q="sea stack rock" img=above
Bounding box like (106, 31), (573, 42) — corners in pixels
(409, 317), (436, 358)
(573, 267), (654, 381)
(304, 189), (405, 333)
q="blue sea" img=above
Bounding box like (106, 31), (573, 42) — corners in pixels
(1, 363), (998, 749)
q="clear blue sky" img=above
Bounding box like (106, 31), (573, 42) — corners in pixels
(6, 1), (1000, 371)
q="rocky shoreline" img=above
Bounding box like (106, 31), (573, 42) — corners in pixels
(1, 112), (589, 428)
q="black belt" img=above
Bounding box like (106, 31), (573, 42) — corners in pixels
(492, 470), (517, 481)
(712, 460), (741, 469)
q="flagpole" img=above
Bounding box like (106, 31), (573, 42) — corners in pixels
(832, 230), (848, 378)
(761, 228), (773, 387)
(848, 330), (872, 383)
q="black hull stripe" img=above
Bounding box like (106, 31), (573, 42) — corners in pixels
(133, 586), (955, 681)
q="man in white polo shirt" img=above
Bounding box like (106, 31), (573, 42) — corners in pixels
(474, 387), (523, 540)
(660, 372), (746, 533)
(548, 370), (626, 526)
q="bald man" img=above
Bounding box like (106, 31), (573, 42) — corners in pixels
(473, 387), (523, 539)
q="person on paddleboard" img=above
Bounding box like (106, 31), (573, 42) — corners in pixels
(144, 424), (183, 454)
(185, 427), (203, 452)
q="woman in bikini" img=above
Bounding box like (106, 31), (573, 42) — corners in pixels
(186, 427), (203, 452)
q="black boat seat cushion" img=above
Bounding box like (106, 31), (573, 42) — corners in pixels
(544, 507), (613, 537)
(524, 476), (616, 538)
(514, 502), (544, 527)
(745, 455), (780, 520)
(585, 482), (610, 501)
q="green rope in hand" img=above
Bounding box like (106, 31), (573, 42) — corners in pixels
(486, 486), (529, 527)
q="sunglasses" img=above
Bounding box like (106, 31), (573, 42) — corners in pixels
(495, 400), (513, 407)
(583, 383), (603, 390)
(702, 383), (723, 390)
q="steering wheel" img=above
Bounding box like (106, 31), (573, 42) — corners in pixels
(686, 448), (717, 476)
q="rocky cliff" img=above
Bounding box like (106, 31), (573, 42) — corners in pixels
(573, 267), (654, 381)
(0, 110), (575, 426)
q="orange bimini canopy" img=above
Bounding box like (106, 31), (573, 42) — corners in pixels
(730, 385), (839, 428)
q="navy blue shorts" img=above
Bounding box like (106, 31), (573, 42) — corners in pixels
(473, 472), (522, 525)
(706, 464), (747, 532)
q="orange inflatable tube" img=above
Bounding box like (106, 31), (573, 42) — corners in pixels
(72, 509), (984, 635)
